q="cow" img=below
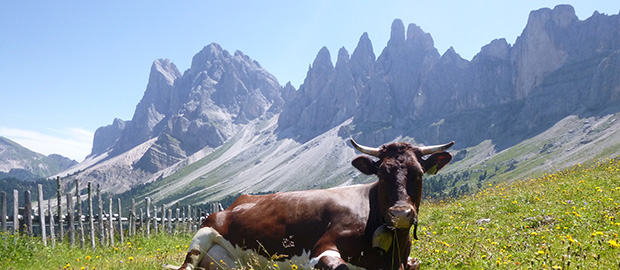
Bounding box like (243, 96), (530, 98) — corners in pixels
(174, 139), (454, 270)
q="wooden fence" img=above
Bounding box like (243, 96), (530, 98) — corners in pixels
(0, 178), (223, 249)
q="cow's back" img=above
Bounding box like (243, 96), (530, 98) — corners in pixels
(201, 183), (376, 258)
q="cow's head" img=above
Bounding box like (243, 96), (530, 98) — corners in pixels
(350, 139), (453, 238)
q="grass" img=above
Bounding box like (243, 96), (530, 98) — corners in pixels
(2, 159), (619, 269)
(0, 232), (192, 270)
(414, 159), (620, 269)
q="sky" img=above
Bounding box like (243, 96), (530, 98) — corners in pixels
(1, 1), (618, 162)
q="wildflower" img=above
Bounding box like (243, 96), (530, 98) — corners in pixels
(128, 256), (134, 261)
(566, 235), (576, 243)
(609, 239), (620, 248)
(85, 256), (91, 261)
(537, 250), (545, 255)
(552, 266), (562, 269)
(291, 264), (298, 270)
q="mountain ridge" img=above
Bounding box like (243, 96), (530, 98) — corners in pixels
(50, 5), (620, 205)
(0, 136), (77, 181)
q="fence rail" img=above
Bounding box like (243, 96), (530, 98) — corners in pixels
(0, 178), (223, 249)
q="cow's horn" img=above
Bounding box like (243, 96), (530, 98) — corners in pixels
(420, 141), (455, 155)
(350, 139), (381, 157)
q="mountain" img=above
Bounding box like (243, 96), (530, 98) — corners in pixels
(56, 5), (620, 206)
(0, 137), (77, 181)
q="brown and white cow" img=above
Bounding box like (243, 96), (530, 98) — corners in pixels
(175, 139), (453, 270)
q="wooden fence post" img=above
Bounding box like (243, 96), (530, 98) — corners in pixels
(37, 185), (47, 246)
(1, 191), (6, 232)
(48, 199), (55, 248)
(57, 176), (63, 242)
(160, 204), (165, 235)
(76, 180), (85, 248)
(66, 193), (75, 247)
(13, 190), (18, 245)
(24, 190), (32, 236)
(176, 203), (180, 234)
(88, 182), (95, 250)
(130, 199), (136, 236)
(153, 204), (158, 236)
(117, 198), (123, 244)
(167, 209), (172, 235)
(108, 197), (114, 247)
(187, 205), (192, 232)
(97, 185), (104, 247)
(145, 198), (151, 237)
(139, 208), (144, 235)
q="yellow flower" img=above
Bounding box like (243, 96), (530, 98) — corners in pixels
(537, 250), (544, 255)
(128, 256), (134, 261)
(85, 255), (91, 261)
(292, 264), (298, 270)
(609, 239), (620, 248)
(566, 235), (576, 243)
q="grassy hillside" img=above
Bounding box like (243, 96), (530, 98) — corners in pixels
(415, 159), (620, 269)
(2, 158), (618, 269)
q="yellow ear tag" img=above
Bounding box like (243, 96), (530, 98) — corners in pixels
(372, 225), (393, 254)
(426, 164), (438, 175)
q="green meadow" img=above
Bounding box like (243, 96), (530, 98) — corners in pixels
(1, 159), (618, 269)
(415, 159), (620, 269)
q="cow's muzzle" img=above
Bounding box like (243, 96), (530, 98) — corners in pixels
(387, 206), (415, 229)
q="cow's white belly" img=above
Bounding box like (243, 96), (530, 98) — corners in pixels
(186, 226), (365, 270)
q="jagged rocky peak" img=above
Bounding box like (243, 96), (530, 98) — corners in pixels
(406, 23), (436, 51)
(133, 59), (181, 122)
(551, 4), (578, 27)
(90, 118), (126, 156)
(525, 5), (577, 30)
(313, 46), (335, 71)
(335, 47), (350, 70)
(152, 59), (181, 86)
(388, 19), (406, 48)
(474, 38), (511, 61)
(511, 5), (576, 99)
(441, 47), (459, 61)
(350, 32), (375, 76)
(298, 46), (335, 101)
(190, 43), (227, 72)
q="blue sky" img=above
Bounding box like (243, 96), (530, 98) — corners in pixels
(1, 1), (618, 161)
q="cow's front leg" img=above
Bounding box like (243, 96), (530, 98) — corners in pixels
(310, 250), (348, 270)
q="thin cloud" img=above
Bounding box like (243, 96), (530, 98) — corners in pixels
(0, 127), (93, 162)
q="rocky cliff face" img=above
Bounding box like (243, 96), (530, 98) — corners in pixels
(300, 6), (619, 150)
(88, 43), (286, 179)
(75, 5), (620, 195)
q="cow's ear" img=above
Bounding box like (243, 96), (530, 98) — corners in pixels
(422, 152), (453, 175)
(352, 156), (378, 175)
